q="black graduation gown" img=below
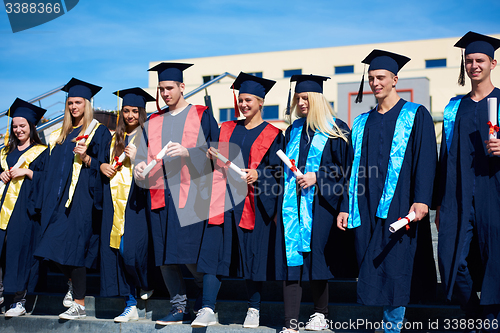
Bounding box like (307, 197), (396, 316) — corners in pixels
(35, 125), (111, 268)
(437, 88), (500, 305)
(275, 118), (356, 281)
(354, 99), (437, 307)
(197, 120), (283, 281)
(0, 145), (47, 293)
(135, 105), (219, 266)
(99, 133), (150, 297)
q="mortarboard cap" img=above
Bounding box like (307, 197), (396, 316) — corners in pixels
(455, 31), (500, 58)
(291, 74), (329, 94)
(230, 72), (276, 99)
(113, 87), (155, 108)
(9, 98), (46, 125)
(148, 62), (193, 83)
(362, 49), (411, 75)
(62, 78), (102, 100)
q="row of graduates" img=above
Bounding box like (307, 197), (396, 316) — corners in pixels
(0, 30), (499, 333)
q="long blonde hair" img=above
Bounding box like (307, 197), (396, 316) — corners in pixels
(56, 98), (94, 144)
(287, 92), (348, 142)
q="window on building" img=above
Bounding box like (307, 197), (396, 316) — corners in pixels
(203, 75), (221, 84)
(219, 108), (237, 122)
(425, 59), (447, 68)
(262, 105), (279, 120)
(284, 69), (302, 78)
(247, 72), (263, 78)
(334, 65), (354, 74)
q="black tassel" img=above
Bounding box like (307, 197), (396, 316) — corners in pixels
(355, 66), (366, 103)
(285, 82), (292, 115)
(458, 51), (465, 86)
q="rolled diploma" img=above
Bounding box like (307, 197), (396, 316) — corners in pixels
(276, 149), (303, 177)
(76, 119), (99, 147)
(389, 211), (416, 233)
(488, 97), (498, 140)
(216, 152), (247, 178)
(141, 141), (172, 177)
(0, 156), (27, 193)
(112, 143), (137, 168)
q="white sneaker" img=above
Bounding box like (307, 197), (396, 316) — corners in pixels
(5, 302), (26, 317)
(59, 302), (86, 320)
(114, 305), (139, 322)
(140, 289), (154, 300)
(63, 280), (73, 308)
(191, 307), (217, 327)
(243, 308), (259, 328)
(280, 328), (298, 333)
(305, 312), (328, 331)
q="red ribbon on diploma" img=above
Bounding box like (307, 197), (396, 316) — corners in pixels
(290, 159), (298, 173)
(224, 160), (231, 169)
(113, 156), (122, 169)
(76, 134), (89, 141)
(488, 121), (500, 135)
(397, 216), (411, 231)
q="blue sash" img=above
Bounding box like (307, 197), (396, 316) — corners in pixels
(348, 102), (420, 227)
(443, 96), (500, 153)
(282, 117), (332, 266)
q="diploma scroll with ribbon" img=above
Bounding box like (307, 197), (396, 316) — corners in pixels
(389, 211), (416, 233)
(488, 97), (498, 140)
(0, 156), (26, 194)
(277, 149), (303, 177)
(75, 119), (99, 148)
(216, 151), (247, 178)
(141, 141), (172, 177)
(112, 143), (137, 169)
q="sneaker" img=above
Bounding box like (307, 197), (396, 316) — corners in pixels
(140, 289), (154, 300)
(243, 308), (259, 328)
(305, 312), (328, 331)
(63, 280), (73, 308)
(114, 305), (139, 322)
(191, 307), (217, 327)
(280, 328), (298, 333)
(59, 302), (86, 320)
(156, 307), (191, 325)
(5, 302), (26, 317)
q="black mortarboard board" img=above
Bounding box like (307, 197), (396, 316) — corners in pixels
(9, 98), (46, 125)
(62, 78), (102, 100)
(148, 62), (193, 83)
(285, 74), (330, 115)
(355, 49), (410, 103)
(455, 31), (500, 58)
(230, 72), (276, 99)
(113, 87), (155, 108)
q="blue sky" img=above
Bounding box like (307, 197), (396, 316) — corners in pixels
(1, 0), (499, 126)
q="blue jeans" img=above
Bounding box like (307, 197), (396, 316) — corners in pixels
(383, 306), (405, 333)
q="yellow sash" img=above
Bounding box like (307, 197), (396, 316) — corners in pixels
(48, 125), (101, 208)
(0, 144), (48, 230)
(109, 134), (136, 249)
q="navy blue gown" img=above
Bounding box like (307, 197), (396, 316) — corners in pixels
(0, 145), (48, 293)
(99, 133), (151, 297)
(135, 105), (219, 266)
(437, 88), (500, 305)
(35, 125), (111, 269)
(354, 99), (437, 307)
(275, 118), (356, 281)
(197, 120), (283, 281)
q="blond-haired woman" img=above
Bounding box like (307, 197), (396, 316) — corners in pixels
(35, 78), (111, 320)
(275, 75), (354, 332)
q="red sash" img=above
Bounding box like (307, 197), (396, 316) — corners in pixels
(209, 121), (280, 230)
(147, 105), (206, 210)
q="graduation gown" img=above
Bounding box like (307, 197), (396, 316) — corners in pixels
(35, 125), (111, 268)
(197, 120), (283, 281)
(99, 133), (150, 297)
(136, 105), (219, 266)
(437, 88), (500, 305)
(275, 118), (356, 281)
(0, 145), (48, 293)
(354, 99), (437, 307)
